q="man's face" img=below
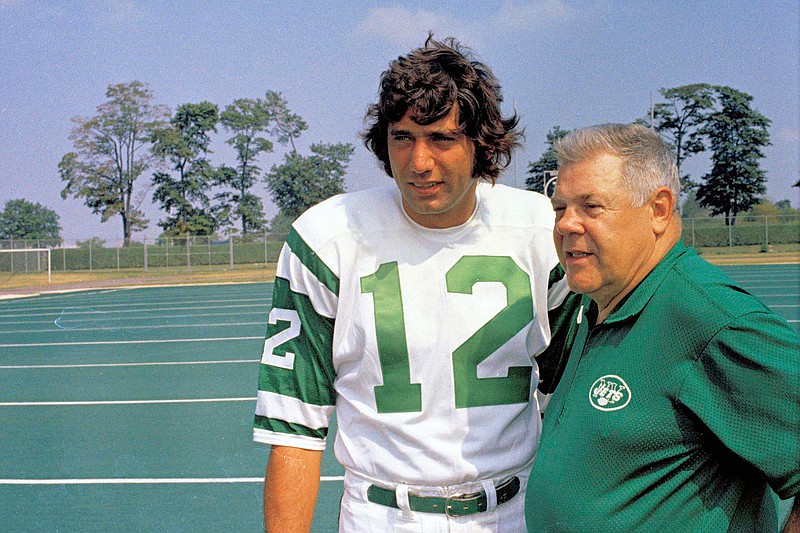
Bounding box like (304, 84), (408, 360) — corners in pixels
(551, 153), (658, 312)
(387, 105), (477, 229)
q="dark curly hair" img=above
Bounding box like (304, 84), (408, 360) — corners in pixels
(361, 34), (522, 184)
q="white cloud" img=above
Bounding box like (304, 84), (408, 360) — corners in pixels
(356, 6), (481, 50)
(356, 2), (585, 53)
(496, 0), (577, 33)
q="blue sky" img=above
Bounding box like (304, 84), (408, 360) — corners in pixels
(1, 1), (798, 243)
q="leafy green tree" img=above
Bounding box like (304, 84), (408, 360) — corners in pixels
(696, 86), (770, 225)
(525, 126), (569, 195)
(235, 191), (268, 235)
(265, 91), (308, 154)
(217, 91), (310, 235)
(651, 84), (715, 192)
(59, 81), (168, 246)
(266, 142), (353, 228)
(0, 199), (62, 243)
(680, 190), (711, 219)
(745, 198), (799, 220)
(151, 102), (220, 236)
(217, 97), (272, 234)
(745, 198), (780, 222)
(774, 199), (797, 213)
(76, 237), (106, 249)
(266, 211), (295, 235)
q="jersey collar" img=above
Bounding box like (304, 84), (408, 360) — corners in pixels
(598, 240), (689, 325)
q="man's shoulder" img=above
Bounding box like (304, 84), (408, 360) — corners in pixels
(662, 249), (770, 322)
(300, 185), (396, 217)
(292, 185), (401, 249)
(478, 183), (555, 227)
(482, 182), (550, 204)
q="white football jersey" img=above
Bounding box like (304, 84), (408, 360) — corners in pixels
(254, 182), (570, 486)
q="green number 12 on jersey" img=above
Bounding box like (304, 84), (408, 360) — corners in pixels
(360, 256), (534, 413)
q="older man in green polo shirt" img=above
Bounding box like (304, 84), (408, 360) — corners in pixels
(526, 123), (800, 532)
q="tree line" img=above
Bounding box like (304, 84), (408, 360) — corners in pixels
(526, 84), (796, 225)
(57, 81), (353, 246)
(2, 82), (796, 244)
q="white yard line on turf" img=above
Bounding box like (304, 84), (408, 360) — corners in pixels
(0, 336), (262, 348)
(0, 359), (258, 370)
(0, 397), (257, 407)
(0, 476), (345, 485)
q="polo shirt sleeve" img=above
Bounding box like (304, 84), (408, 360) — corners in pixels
(680, 310), (800, 499)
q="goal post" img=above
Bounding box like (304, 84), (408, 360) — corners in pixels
(0, 248), (51, 283)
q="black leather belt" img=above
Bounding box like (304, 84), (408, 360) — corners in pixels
(366, 476), (520, 517)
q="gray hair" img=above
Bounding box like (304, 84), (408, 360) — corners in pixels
(555, 123), (680, 208)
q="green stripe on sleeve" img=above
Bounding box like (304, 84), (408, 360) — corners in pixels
(254, 414), (328, 440)
(548, 263), (566, 288)
(286, 228), (339, 296)
(538, 265), (583, 395)
(259, 277), (336, 407)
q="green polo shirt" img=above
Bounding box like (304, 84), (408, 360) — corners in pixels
(526, 241), (800, 532)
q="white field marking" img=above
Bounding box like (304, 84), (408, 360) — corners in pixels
(0, 285), (272, 303)
(730, 278), (799, 283)
(0, 303), (269, 320)
(0, 295), (264, 311)
(744, 288), (800, 293)
(0, 397), (256, 407)
(0, 359), (259, 370)
(737, 284), (800, 289)
(733, 279), (799, 285)
(0, 310), (269, 327)
(0, 476), (345, 485)
(745, 295), (800, 301)
(0, 336), (262, 348)
(740, 288), (800, 293)
(0, 296), (270, 314)
(6, 321), (265, 335)
(726, 270), (799, 274)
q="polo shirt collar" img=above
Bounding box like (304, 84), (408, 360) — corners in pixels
(600, 240), (689, 325)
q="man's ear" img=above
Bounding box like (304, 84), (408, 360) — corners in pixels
(649, 187), (675, 234)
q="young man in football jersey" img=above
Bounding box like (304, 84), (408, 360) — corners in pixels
(526, 123), (800, 532)
(254, 35), (575, 532)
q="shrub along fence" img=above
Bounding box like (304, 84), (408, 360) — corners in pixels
(0, 233), (289, 273)
(682, 214), (799, 250)
(1, 214), (799, 275)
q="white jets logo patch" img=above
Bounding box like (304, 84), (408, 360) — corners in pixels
(589, 375), (631, 411)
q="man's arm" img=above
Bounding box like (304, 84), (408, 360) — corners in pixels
(783, 497), (800, 533)
(264, 445), (324, 533)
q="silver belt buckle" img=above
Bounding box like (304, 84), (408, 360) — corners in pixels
(444, 492), (480, 517)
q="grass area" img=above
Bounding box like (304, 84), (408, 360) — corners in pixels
(0, 263), (276, 295)
(703, 252), (800, 265)
(1, 246), (798, 298)
(696, 243), (800, 265)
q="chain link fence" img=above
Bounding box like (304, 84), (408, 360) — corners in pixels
(1, 215), (799, 275)
(0, 232), (289, 273)
(681, 214), (800, 251)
